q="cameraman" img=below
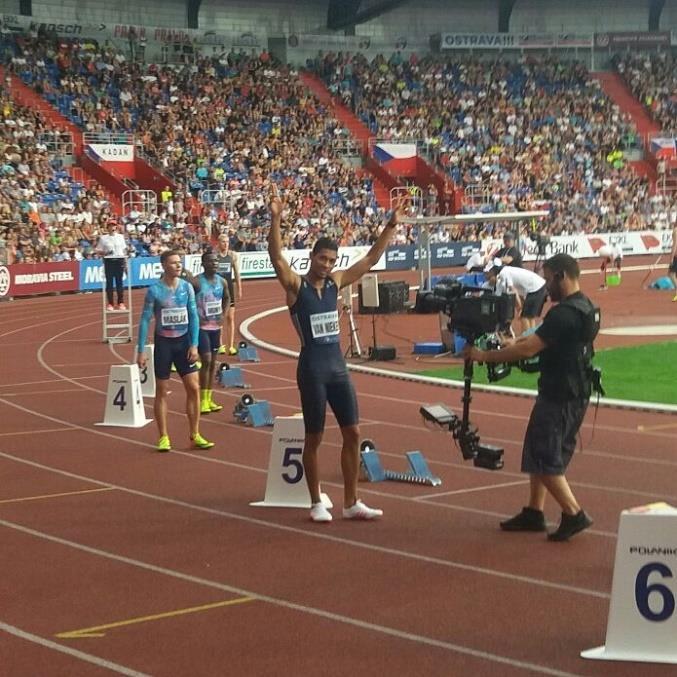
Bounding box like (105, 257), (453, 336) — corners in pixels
(495, 231), (523, 268)
(464, 253), (595, 541)
(484, 259), (547, 332)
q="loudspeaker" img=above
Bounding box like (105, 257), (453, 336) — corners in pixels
(358, 281), (409, 314)
(368, 345), (397, 361)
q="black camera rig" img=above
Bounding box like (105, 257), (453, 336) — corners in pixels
(420, 361), (504, 470)
(416, 281), (510, 469)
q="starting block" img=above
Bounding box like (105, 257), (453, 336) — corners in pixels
(233, 394), (274, 427)
(238, 340), (260, 363)
(360, 440), (441, 486)
(217, 363), (250, 389)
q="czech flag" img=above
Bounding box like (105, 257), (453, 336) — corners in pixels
(373, 143), (417, 175)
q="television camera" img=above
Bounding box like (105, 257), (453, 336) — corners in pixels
(416, 281), (515, 470)
(529, 231), (551, 255)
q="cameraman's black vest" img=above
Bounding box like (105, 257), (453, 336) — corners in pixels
(538, 293), (600, 402)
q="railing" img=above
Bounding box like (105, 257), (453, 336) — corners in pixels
(83, 132), (136, 146)
(38, 131), (75, 157)
(122, 189), (158, 217)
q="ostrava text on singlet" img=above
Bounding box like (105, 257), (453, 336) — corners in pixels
(290, 277), (341, 349)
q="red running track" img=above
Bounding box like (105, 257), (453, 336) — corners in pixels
(0, 265), (676, 677)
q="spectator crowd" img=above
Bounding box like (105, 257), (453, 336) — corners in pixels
(0, 29), (674, 265)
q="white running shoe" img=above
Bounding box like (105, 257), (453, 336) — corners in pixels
(310, 502), (332, 523)
(342, 500), (383, 520)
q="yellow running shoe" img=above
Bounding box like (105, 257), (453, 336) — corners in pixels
(218, 345), (227, 355)
(157, 435), (171, 452)
(191, 432), (214, 450)
(228, 346), (238, 356)
(200, 402), (212, 414)
(208, 400), (223, 412)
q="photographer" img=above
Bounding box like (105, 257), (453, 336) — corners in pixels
(483, 259), (547, 332)
(464, 253), (595, 541)
(495, 231), (523, 268)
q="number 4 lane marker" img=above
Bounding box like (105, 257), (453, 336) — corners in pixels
(56, 597), (254, 639)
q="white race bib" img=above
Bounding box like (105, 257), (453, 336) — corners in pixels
(161, 307), (188, 327)
(217, 261), (232, 274)
(310, 311), (339, 339)
(205, 300), (222, 317)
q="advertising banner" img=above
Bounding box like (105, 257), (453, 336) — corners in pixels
(0, 261), (79, 298)
(88, 144), (135, 162)
(79, 257), (164, 291)
(440, 33), (592, 50)
(237, 247), (386, 280)
(481, 230), (673, 263)
(595, 32), (671, 48)
(385, 245), (416, 270)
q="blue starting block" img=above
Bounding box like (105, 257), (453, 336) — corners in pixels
(233, 394), (273, 427)
(237, 341), (260, 362)
(413, 341), (446, 355)
(360, 443), (441, 487)
(217, 364), (250, 389)
(238, 347), (260, 362)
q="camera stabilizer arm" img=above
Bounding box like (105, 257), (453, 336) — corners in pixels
(420, 359), (504, 470)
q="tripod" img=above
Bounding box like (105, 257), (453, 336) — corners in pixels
(343, 303), (362, 358)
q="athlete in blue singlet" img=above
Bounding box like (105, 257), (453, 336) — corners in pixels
(268, 185), (407, 523)
(136, 249), (214, 452)
(192, 251), (229, 415)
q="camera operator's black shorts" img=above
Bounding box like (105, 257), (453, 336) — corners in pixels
(522, 286), (547, 318)
(670, 257), (677, 275)
(521, 396), (589, 475)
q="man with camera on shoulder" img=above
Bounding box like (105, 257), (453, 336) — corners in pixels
(464, 253), (598, 541)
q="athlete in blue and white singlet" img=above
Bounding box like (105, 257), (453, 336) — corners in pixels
(267, 185), (406, 522)
(136, 249), (213, 452)
(192, 251), (228, 414)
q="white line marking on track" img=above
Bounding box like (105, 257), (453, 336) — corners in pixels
(0, 427), (74, 437)
(415, 480), (528, 500)
(0, 518), (585, 677)
(0, 448), (610, 599)
(0, 621), (150, 677)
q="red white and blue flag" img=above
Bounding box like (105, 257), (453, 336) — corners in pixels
(373, 143), (417, 175)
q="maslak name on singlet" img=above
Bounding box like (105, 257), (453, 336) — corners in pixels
(291, 277), (341, 347)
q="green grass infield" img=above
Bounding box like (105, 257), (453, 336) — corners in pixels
(418, 340), (677, 406)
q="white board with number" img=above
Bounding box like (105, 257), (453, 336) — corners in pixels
(96, 364), (152, 428)
(251, 415), (332, 509)
(140, 344), (156, 398)
(582, 503), (677, 664)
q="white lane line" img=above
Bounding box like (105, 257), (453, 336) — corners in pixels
(0, 427), (74, 437)
(415, 480), (528, 500)
(0, 518), (583, 677)
(0, 621), (149, 677)
(0, 448), (609, 600)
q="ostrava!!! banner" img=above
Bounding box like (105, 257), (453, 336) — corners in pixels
(0, 261), (79, 298)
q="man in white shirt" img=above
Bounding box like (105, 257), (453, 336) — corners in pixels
(597, 243), (623, 290)
(96, 222), (128, 310)
(484, 258), (547, 332)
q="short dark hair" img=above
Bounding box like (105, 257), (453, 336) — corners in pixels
(160, 249), (181, 265)
(312, 237), (338, 255)
(543, 253), (580, 279)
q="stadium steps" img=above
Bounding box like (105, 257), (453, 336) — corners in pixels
(1, 67), (122, 214)
(0, 67), (84, 156)
(299, 71), (392, 207)
(593, 71), (661, 140)
(593, 71), (661, 194)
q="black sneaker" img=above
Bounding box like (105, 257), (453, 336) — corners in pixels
(500, 507), (546, 532)
(548, 510), (593, 541)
